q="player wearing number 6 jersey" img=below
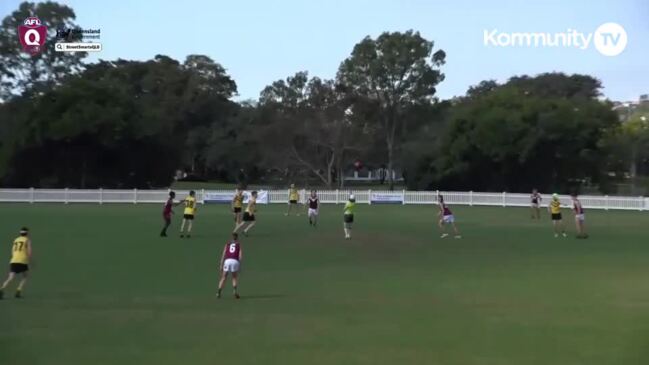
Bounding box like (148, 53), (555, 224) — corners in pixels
(0, 227), (32, 299)
(217, 233), (243, 299)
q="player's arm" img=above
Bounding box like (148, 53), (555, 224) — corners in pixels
(219, 244), (227, 271)
(26, 239), (33, 266)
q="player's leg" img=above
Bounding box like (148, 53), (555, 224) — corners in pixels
(439, 218), (449, 238)
(186, 218), (193, 238)
(232, 272), (240, 299)
(217, 271), (228, 298)
(451, 222), (461, 238)
(180, 218), (186, 237)
(0, 272), (15, 299)
(15, 272), (27, 298)
(312, 211), (318, 227)
(233, 221), (245, 233)
(243, 221), (255, 235)
(160, 217), (171, 237)
(285, 202), (291, 216)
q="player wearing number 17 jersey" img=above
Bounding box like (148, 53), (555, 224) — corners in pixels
(180, 190), (197, 238)
(217, 233), (243, 299)
(0, 227), (32, 299)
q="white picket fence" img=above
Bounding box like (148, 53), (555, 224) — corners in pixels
(0, 188), (646, 211)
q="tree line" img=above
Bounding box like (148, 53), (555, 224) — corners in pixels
(1, 2), (647, 193)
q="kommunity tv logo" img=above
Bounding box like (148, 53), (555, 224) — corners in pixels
(483, 22), (628, 56)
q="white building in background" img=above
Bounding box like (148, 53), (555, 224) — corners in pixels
(613, 94), (649, 122)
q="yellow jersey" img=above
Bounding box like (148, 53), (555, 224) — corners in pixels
(11, 236), (30, 264)
(184, 196), (197, 215)
(289, 188), (299, 201)
(344, 201), (355, 215)
(550, 200), (561, 214)
(246, 197), (257, 214)
(233, 193), (243, 208)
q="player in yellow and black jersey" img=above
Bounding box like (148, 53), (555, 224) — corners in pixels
(180, 190), (197, 238)
(0, 227), (32, 299)
(548, 194), (567, 238)
(234, 191), (258, 236)
(232, 188), (244, 226)
(285, 184), (301, 216)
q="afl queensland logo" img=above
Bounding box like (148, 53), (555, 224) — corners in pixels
(19, 17), (47, 55)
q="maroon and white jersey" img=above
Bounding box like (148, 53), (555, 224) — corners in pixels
(224, 241), (241, 261)
(440, 203), (452, 216)
(163, 198), (173, 216)
(573, 200), (584, 214)
(531, 193), (541, 204)
(308, 197), (319, 209)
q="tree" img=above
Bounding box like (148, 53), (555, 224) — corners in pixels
(436, 74), (618, 192)
(258, 72), (365, 187)
(0, 1), (86, 100)
(337, 30), (446, 189)
(0, 54), (238, 188)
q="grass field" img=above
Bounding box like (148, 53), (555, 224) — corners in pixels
(1, 203), (648, 365)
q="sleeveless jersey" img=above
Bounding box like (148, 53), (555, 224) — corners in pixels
(11, 236), (29, 264)
(308, 197), (319, 209)
(550, 200), (561, 214)
(163, 198), (173, 215)
(224, 241), (241, 260)
(344, 201), (355, 215)
(233, 193), (244, 208)
(441, 203), (452, 216)
(531, 193), (540, 204)
(573, 201), (584, 214)
(246, 198), (257, 214)
(184, 196), (197, 215)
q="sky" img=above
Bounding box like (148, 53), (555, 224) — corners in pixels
(2, 0), (648, 102)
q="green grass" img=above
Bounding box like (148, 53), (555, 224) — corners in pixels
(1, 203), (649, 365)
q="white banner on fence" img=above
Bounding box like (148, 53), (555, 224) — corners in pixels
(204, 190), (268, 204)
(370, 192), (404, 204)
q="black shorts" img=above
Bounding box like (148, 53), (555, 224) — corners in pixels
(344, 214), (354, 223)
(233, 207), (242, 213)
(183, 214), (194, 220)
(289, 199), (298, 204)
(243, 212), (255, 222)
(10, 263), (28, 274)
(551, 213), (562, 221)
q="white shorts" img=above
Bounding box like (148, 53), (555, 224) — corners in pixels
(223, 258), (240, 273)
(575, 214), (585, 222)
(443, 214), (455, 223)
(531, 202), (539, 208)
(308, 208), (318, 217)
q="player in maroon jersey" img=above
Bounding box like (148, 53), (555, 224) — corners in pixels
(217, 233), (243, 299)
(438, 195), (461, 239)
(571, 193), (588, 238)
(160, 191), (178, 237)
(306, 190), (320, 227)
(530, 188), (542, 220)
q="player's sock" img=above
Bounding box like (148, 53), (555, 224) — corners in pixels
(217, 288), (222, 298)
(15, 290), (21, 298)
(0, 290), (3, 300)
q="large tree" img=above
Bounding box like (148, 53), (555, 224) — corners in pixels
(258, 72), (365, 187)
(337, 30), (446, 189)
(436, 73), (619, 192)
(0, 55), (238, 188)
